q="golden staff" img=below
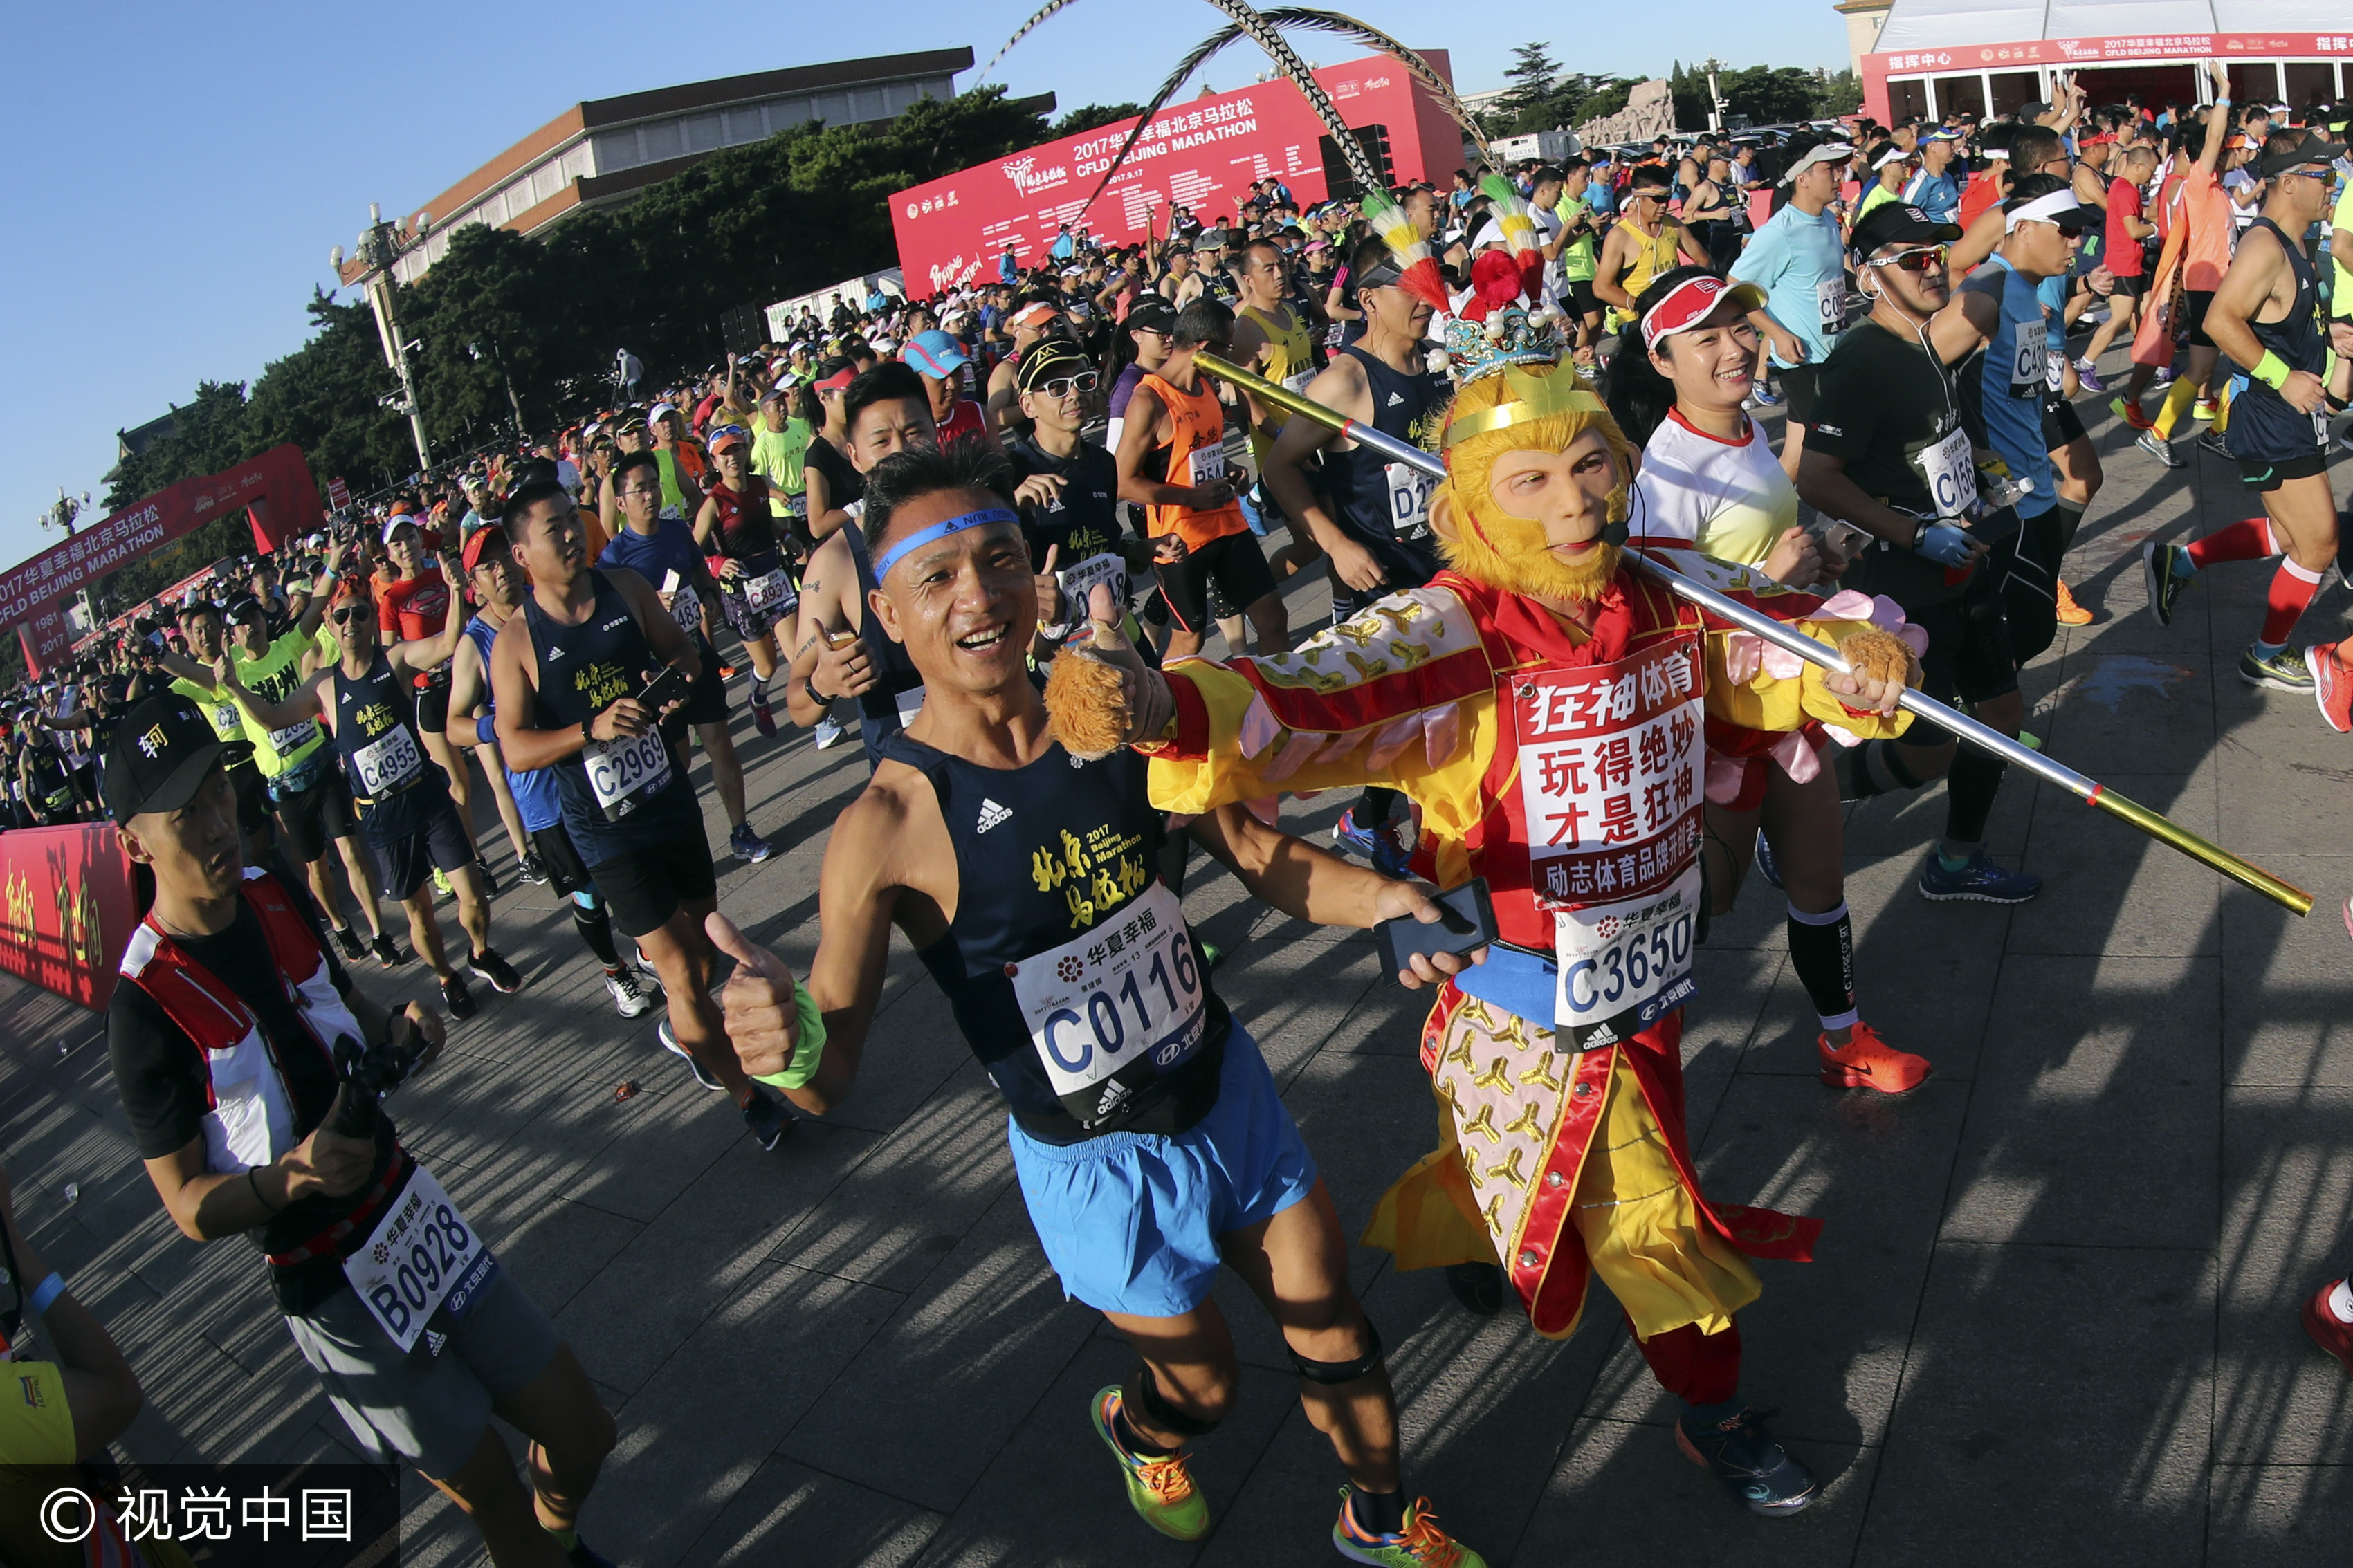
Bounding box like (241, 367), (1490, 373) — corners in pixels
(1196, 350), (2313, 916)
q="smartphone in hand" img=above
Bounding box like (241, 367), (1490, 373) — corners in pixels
(1375, 878), (1496, 981)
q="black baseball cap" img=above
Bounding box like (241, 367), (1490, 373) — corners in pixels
(103, 695), (227, 824)
(1848, 201), (1963, 259)
(2258, 137), (2346, 178)
(1125, 297), (1178, 335)
(1015, 337), (1094, 392)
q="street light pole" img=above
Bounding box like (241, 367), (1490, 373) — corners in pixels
(339, 203), (433, 474)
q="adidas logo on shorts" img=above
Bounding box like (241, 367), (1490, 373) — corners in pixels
(976, 797), (1012, 833)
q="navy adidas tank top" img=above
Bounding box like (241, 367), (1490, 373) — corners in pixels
(877, 729), (1227, 1144)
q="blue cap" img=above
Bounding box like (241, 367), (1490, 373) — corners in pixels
(901, 330), (971, 380)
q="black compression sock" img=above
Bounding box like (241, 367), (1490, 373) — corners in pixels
(1943, 746), (2007, 847)
(1113, 1404), (1175, 1458)
(1786, 902), (1858, 1030)
(1359, 786), (1402, 822)
(572, 898), (623, 970)
(1348, 1485), (1407, 1536)
(2051, 502), (2085, 557)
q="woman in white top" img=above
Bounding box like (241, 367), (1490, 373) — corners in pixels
(1608, 266), (1931, 1096)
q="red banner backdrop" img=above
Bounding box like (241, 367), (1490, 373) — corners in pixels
(2, 443), (324, 674)
(0, 823), (139, 1011)
(890, 51), (1465, 297)
(1862, 32), (2353, 122)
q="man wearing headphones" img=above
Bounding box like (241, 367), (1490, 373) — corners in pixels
(1795, 201), (2044, 906)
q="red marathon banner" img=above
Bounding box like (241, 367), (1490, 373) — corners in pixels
(0, 823), (139, 1011)
(890, 51), (1467, 296)
(0, 443), (324, 674)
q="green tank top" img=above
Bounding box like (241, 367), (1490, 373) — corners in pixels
(229, 628), (329, 776)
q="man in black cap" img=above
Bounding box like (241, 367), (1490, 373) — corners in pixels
(100, 695), (621, 1567)
(1796, 201), (2044, 907)
(1006, 336), (1181, 663)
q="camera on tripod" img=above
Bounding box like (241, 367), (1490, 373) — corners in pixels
(331, 1031), (430, 1138)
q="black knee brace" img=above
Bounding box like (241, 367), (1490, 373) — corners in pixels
(1130, 1362), (1220, 1438)
(1288, 1320), (1384, 1385)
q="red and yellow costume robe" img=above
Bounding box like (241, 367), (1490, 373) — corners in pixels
(1143, 565), (1911, 1395)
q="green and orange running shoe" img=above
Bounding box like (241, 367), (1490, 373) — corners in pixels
(1090, 1385), (1210, 1541)
(1332, 1487), (1487, 1566)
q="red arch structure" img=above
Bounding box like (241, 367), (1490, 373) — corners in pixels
(1, 443), (323, 674)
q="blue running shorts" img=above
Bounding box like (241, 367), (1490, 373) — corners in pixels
(1008, 1023), (1317, 1319)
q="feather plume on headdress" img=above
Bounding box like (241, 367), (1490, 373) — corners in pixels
(1474, 173), (1547, 308)
(987, 0), (1453, 313)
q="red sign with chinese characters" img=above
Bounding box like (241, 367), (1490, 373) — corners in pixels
(0, 822), (139, 1011)
(1512, 636), (1705, 910)
(0, 443), (322, 673)
(1862, 32), (2353, 121)
(889, 51), (1466, 296)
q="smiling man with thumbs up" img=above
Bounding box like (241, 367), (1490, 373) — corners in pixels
(707, 437), (1493, 1565)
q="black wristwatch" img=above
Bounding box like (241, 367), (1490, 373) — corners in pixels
(803, 674), (832, 707)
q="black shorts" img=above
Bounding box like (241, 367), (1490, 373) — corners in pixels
(229, 762), (271, 836)
(2108, 273), (2145, 299)
(273, 767), (360, 863)
(1562, 279), (1601, 320)
(2185, 288), (2216, 349)
(680, 638), (728, 726)
(2238, 451), (2330, 491)
(530, 822), (595, 898)
(587, 822), (717, 937)
(414, 670), (452, 735)
(1900, 567), (2020, 719)
(1779, 362), (1822, 427)
(373, 794), (477, 902)
(1155, 532), (1279, 636)
(2040, 393), (2087, 450)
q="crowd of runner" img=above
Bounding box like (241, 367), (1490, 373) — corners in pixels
(3, 54), (2350, 1568)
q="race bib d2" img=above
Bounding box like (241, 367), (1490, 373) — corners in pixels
(1007, 882), (1206, 1129)
(584, 728), (672, 820)
(1553, 865), (1703, 1050)
(1916, 425), (1980, 518)
(342, 1164), (500, 1355)
(1384, 462), (1436, 539)
(893, 685), (925, 730)
(352, 726), (423, 797)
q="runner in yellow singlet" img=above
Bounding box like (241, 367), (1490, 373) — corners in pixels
(1227, 235), (1327, 574)
(1593, 163), (1710, 331)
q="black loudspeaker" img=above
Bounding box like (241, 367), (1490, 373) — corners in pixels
(1317, 123), (1393, 201)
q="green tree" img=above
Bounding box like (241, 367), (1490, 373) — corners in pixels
(1817, 68), (1865, 118)
(1493, 41), (1559, 134)
(1052, 102), (1144, 138)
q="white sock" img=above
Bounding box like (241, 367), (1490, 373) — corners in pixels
(2327, 1278), (2353, 1325)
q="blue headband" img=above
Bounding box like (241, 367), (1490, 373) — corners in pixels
(871, 507), (1020, 583)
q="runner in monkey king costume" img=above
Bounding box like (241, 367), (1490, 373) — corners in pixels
(1043, 283), (1925, 1516)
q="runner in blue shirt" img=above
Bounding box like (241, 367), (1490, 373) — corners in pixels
(1728, 140), (1856, 474)
(597, 450), (775, 864)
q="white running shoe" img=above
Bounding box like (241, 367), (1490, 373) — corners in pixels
(604, 967), (657, 1018)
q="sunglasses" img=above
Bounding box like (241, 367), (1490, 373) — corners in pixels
(1030, 371), (1099, 398)
(1868, 244), (1950, 273)
(331, 604), (374, 625)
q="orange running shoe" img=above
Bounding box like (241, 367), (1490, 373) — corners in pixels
(2054, 579), (2094, 626)
(1818, 1021), (1932, 1094)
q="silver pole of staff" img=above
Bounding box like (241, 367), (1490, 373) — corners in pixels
(1193, 351), (2311, 916)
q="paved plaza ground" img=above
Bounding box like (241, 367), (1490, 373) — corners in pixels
(5, 399), (2352, 1565)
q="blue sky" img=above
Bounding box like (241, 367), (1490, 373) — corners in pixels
(0, 0), (1847, 568)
